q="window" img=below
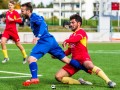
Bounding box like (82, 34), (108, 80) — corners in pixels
(76, 4), (79, 8)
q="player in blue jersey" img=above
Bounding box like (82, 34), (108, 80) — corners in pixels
(21, 3), (91, 86)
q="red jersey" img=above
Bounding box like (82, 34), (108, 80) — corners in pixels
(5, 10), (22, 32)
(2, 10), (22, 42)
(65, 28), (91, 64)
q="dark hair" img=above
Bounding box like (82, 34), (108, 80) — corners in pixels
(70, 14), (82, 25)
(9, 0), (16, 5)
(21, 3), (33, 13)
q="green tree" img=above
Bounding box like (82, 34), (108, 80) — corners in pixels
(46, 2), (53, 8)
(0, 0), (8, 9)
(32, 4), (36, 8)
(0, 0), (19, 9)
(37, 2), (45, 8)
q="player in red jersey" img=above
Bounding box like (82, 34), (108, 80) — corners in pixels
(1, 0), (27, 64)
(55, 14), (116, 88)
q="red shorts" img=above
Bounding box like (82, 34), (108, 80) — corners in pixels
(2, 30), (20, 42)
(63, 54), (92, 76)
(63, 64), (79, 76)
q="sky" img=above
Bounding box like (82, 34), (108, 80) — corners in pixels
(20, 0), (53, 6)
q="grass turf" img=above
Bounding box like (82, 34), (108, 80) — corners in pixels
(0, 43), (119, 90)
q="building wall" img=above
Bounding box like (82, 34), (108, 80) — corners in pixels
(83, 0), (94, 19)
(14, 32), (120, 43)
(0, 8), (54, 19)
(53, 0), (81, 19)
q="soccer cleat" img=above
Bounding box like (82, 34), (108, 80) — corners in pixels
(2, 58), (9, 63)
(108, 81), (116, 88)
(22, 78), (39, 86)
(78, 78), (93, 85)
(23, 57), (27, 64)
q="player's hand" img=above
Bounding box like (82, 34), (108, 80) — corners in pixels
(62, 40), (67, 48)
(8, 16), (14, 21)
(32, 37), (40, 44)
(1, 17), (6, 22)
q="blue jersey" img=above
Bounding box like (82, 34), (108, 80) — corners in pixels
(29, 13), (65, 60)
(30, 13), (53, 39)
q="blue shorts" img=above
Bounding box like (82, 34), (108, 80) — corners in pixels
(30, 37), (65, 60)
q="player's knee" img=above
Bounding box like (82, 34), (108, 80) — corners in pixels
(61, 56), (70, 64)
(55, 74), (63, 82)
(87, 65), (94, 70)
(84, 62), (94, 70)
(28, 57), (37, 64)
(1, 40), (6, 45)
(16, 42), (21, 47)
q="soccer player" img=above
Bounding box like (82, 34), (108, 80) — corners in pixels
(55, 14), (116, 88)
(21, 3), (92, 86)
(1, 0), (27, 64)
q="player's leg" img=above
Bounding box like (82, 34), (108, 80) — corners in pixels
(1, 34), (9, 63)
(23, 41), (51, 86)
(83, 61), (116, 88)
(22, 56), (39, 86)
(55, 64), (92, 85)
(56, 69), (81, 84)
(12, 33), (27, 64)
(49, 41), (84, 69)
(49, 37), (86, 69)
(55, 68), (70, 82)
(15, 41), (27, 63)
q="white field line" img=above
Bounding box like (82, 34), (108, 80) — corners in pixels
(89, 50), (120, 54)
(0, 70), (42, 79)
(0, 70), (31, 75)
(0, 75), (42, 79)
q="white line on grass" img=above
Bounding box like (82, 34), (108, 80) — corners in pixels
(0, 76), (31, 79)
(89, 50), (120, 54)
(0, 70), (42, 79)
(0, 70), (31, 75)
(0, 75), (42, 79)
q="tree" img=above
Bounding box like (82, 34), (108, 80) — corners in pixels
(37, 2), (45, 8)
(46, 2), (53, 8)
(32, 4), (36, 8)
(0, 0), (8, 9)
(15, 2), (21, 9)
(0, 0), (20, 9)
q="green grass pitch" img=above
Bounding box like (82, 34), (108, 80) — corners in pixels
(0, 43), (120, 90)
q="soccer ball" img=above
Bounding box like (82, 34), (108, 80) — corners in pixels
(51, 84), (56, 89)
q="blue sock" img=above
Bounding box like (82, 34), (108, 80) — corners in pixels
(29, 62), (38, 78)
(70, 59), (88, 73)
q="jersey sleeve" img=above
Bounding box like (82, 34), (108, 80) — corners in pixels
(31, 15), (47, 38)
(31, 14), (43, 25)
(13, 11), (22, 23)
(65, 34), (83, 43)
(37, 21), (47, 38)
(64, 47), (71, 56)
(65, 30), (86, 43)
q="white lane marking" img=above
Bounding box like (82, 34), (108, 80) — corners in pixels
(0, 70), (42, 79)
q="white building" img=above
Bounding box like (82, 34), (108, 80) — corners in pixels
(0, 8), (53, 19)
(33, 8), (54, 19)
(53, 0), (98, 20)
(53, 0), (120, 19)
